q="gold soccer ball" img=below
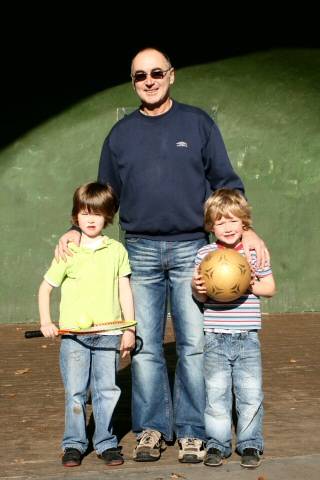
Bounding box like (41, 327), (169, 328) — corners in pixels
(199, 249), (251, 302)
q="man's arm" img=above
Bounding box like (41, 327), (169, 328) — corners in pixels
(203, 122), (245, 194)
(203, 122), (269, 267)
(98, 135), (122, 199)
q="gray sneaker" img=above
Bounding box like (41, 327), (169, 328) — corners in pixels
(204, 447), (223, 467)
(178, 438), (205, 463)
(240, 448), (261, 468)
(133, 430), (165, 462)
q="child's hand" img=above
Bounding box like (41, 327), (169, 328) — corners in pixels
(40, 323), (59, 338)
(120, 328), (135, 358)
(192, 267), (207, 295)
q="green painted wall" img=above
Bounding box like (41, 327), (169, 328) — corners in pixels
(1, 49), (319, 323)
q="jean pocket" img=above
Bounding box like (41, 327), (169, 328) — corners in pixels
(204, 333), (220, 351)
(125, 237), (140, 244)
(248, 331), (260, 345)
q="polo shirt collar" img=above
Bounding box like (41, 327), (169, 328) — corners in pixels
(68, 236), (112, 253)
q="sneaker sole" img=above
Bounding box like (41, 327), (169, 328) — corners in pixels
(105, 460), (124, 466)
(62, 461), (81, 467)
(204, 459), (223, 467)
(240, 460), (261, 469)
(133, 454), (160, 462)
(179, 454), (203, 464)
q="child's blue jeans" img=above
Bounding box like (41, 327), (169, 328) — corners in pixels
(60, 334), (120, 454)
(204, 331), (264, 457)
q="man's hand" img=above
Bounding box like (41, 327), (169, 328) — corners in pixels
(55, 230), (81, 262)
(242, 229), (270, 269)
(120, 328), (135, 359)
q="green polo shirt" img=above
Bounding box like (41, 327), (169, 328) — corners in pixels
(44, 237), (131, 330)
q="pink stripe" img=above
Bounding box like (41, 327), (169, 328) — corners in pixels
(205, 319), (260, 323)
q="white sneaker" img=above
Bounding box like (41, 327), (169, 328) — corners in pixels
(133, 429), (165, 462)
(178, 438), (205, 463)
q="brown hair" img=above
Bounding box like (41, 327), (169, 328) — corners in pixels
(204, 188), (252, 232)
(71, 182), (118, 228)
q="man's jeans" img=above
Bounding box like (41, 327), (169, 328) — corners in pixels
(126, 237), (207, 441)
(204, 331), (264, 456)
(60, 334), (121, 454)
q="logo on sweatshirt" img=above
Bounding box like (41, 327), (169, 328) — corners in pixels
(176, 141), (188, 148)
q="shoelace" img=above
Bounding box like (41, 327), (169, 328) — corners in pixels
(181, 438), (203, 449)
(139, 430), (161, 447)
(185, 438), (196, 447)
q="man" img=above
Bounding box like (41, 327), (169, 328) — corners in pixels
(57, 47), (268, 463)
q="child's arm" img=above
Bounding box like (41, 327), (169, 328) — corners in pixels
(250, 274), (276, 298)
(191, 266), (208, 303)
(119, 276), (135, 358)
(38, 280), (59, 337)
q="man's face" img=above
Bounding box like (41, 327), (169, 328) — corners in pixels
(131, 49), (174, 107)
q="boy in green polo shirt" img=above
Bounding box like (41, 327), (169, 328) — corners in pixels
(38, 182), (135, 468)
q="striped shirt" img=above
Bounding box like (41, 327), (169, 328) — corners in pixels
(195, 241), (272, 331)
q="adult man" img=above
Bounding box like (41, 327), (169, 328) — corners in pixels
(57, 47), (268, 463)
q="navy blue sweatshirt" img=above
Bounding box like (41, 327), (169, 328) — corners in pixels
(98, 100), (245, 241)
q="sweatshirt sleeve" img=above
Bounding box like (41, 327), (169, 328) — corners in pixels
(98, 134), (122, 200)
(203, 122), (245, 195)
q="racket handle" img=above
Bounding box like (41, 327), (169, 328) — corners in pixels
(24, 330), (44, 338)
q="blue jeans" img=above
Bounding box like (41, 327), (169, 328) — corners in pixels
(60, 334), (121, 454)
(204, 331), (264, 456)
(126, 237), (207, 441)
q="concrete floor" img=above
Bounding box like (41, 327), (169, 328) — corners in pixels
(1, 313), (320, 479)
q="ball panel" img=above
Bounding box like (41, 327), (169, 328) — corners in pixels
(199, 248), (251, 302)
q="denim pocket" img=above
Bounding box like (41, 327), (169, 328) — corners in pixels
(125, 237), (140, 244)
(204, 332), (220, 351)
(247, 331), (261, 347)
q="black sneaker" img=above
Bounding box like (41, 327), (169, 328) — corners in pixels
(99, 447), (124, 466)
(240, 448), (261, 468)
(204, 447), (223, 467)
(62, 448), (82, 467)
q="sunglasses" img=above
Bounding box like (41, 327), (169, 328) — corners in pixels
(132, 68), (172, 83)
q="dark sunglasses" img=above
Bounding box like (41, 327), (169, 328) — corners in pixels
(132, 68), (172, 83)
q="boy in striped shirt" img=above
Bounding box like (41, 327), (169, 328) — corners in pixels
(192, 189), (275, 470)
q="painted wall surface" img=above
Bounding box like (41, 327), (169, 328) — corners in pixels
(1, 49), (319, 323)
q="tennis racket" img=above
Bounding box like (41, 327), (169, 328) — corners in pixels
(25, 320), (137, 338)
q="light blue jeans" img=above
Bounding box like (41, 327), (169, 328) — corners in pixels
(126, 237), (207, 441)
(60, 334), (121, 454)
(204, 331), (264, 456)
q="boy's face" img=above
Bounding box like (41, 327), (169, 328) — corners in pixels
(212, 214), (243, 247)
(77, 210), (105, 238)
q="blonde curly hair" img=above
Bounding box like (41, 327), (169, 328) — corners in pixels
(204, 188), (252, 232)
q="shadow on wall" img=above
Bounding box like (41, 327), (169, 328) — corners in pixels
(0, 49), (319, 322)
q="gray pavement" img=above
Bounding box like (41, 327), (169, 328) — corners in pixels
(2, 455), (320, 480)
(1, 316), (320, 480)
